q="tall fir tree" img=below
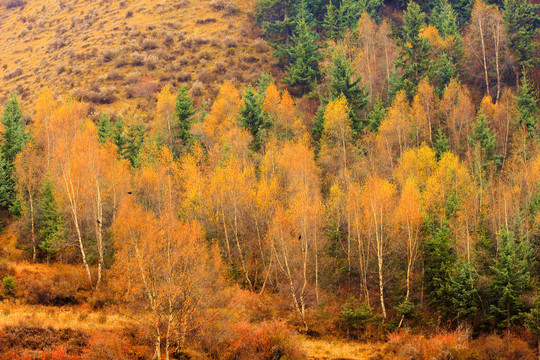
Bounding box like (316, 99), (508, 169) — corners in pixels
(448, 261), (478, 322)
(0, 95), (26, 212)
(97, 113), (114, 144)
(490, 230), (531, 329)
(283, 8), (321, 93)
(176, 85), (196, 144)
(395, 1), (431, 99)
(340, 0), (382, 28)
(323, 2), (341, 40)
(469, 111), (502, 169)
(516, 74), (539, 139)
(424, 219), (457, 315)
(239, 85), (266, 150)
(124, 124), (145, 167)
(113, 116), (127, 156)
(328, 50), (369, 133)
(37, 179), (63, 264)
(503, 0), (539, 71)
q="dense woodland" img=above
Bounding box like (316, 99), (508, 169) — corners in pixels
(0, 0), (539, 358)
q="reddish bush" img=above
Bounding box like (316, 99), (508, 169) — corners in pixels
(205, 320), (305, 360)
(126, 77), (159, 98)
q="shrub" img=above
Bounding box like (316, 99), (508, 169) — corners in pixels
(208, 321), (305, 360)
(198, 70), (217, 83)
(4, 67), (23, 80)
(2, 276), (15, 296)
(130, 52), (144, 66)
(125, 71), (141, 84)
(3, 0), (26, 8)
(210, 0), (238, 14)
(141, 38), (158, 50)
(126, 77), (159, 98)
(106, 70), (124, 81)
(252, 38), (268, 53)
(144, 54), (158, 70)
(190, 81), (204, 96)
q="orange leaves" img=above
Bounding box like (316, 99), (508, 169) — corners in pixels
(376, 91), (411, 164)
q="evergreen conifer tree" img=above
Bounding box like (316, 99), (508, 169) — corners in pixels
(490, 230), (531, 328)
(329, 51), (369, 133)
(395, 1), (431, 99)
(97, 114), (114, 144)
(283, 9), (321, 93)
(176, 85), (195, 143)
(240, 85), (266, 150)
(503, 0), (539, 71)
(113, 116), (127, 156)
(449, 261), (478, 322)
(38, 179), (63, 264)
(323, 2), (341, 40)
(516, 74), (539, 139)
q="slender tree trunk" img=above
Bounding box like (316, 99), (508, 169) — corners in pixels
(494, 22), (501, 102)
(63, 169), (92, 283)
(478, 17), (491, 98)
(233, 196), (252, 289)
(29, 192), (36, 262)
(95, 178), (103, 289)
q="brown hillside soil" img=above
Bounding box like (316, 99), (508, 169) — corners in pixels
(0, 0), (278, 117)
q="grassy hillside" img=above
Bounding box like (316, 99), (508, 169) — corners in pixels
(0, 0), (277, 118)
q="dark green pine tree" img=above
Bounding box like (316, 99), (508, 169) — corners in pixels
(489, 230), (531, 329)
(1, 95), (26, 164)
(451, 0), (473, 27)
(0, 95), (26, 212)
(525, 287), (540, 352)
(429, 53), (457, 97)
(113, 116), (127, 156)
(255, 0), (298, 64)
(97, 114), (114, 145)
(434, 128), (450, 160)
(448, 261), (478, 322)
(323, 2), (341, 40)
(366, 97), (386, 132)
(124, 124), (145, 167)
(339, 0), (382, 29)
(516, 74), (539, 139)
(395, 1), (431, 100)
(431, 0), (459, 37)
(176, 85), (196, 144)
(283, 9), (321, 93)
(240, 85), (266, 150)
(469, 111), (502, 169)
(329, 51), (369, 133)
(38, 179), (63, 264)
(503, 0), (539, 71)
(424, 219), (457, 315)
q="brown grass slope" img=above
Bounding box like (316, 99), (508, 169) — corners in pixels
(0, 0), (277, 118)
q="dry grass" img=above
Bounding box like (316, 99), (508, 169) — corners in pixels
(0, 0), (274, 117)
(301, 337), (379, 359)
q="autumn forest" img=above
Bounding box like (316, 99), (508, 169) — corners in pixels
(0, 0), (539, 358)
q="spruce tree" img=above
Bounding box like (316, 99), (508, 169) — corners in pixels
(448, 261), (478, 322)
(366, 97), (386, 132)
(340, 0), (382, 29)
(113, 116), (127, 156)
(329, 51), (369, 133)
(1, 94), (26, 164)
(503, 0), (539, 71)
(283, 9), (321, 93)
(516, 74), (539, 139)
(323, 2), (341, 40)
(176, 85), (195, 143)
(434, 128), (450, 160)
(469, 111), (502, 169)
(38, 180), (63, 264)
(124, 124), (145, 167)
(431, 0), (459, 37)
(240, 85), (266, 150)
(97, 114), (113, 144)
(490, 230), (531, 328)
(395, 1), (431, 99)
(424, 219), (457, 314)
(0, 95), (26, 212)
